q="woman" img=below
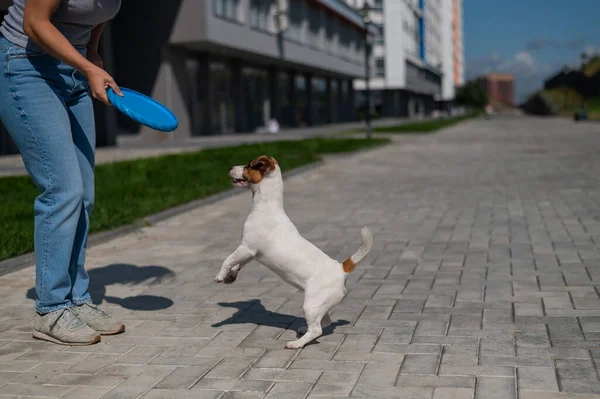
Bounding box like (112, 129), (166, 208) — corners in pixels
(0, 0), (125, 345)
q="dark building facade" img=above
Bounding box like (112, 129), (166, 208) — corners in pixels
(0, 0), (376, 154)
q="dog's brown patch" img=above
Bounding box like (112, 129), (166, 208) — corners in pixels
(343, 258), (356, 273)
(243, 155), (277, 184)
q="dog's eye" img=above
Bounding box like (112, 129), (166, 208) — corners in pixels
(251, 162), (264, 170)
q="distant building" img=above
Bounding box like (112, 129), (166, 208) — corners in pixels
(345, 0), (464, 118)
(479, 73), (515, 106)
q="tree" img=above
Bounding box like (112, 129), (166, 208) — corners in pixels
(455, 80), (488, 108)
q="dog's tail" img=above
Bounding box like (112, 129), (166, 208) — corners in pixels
(342, 227), (373, 273)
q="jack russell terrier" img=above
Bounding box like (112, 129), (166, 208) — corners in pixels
(215, 155), (373, 349)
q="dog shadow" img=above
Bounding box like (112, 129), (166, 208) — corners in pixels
(26, 263), (176, 311)
(212, 299), (350, 339)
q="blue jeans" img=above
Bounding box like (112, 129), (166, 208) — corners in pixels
(0, 36), (94, 314)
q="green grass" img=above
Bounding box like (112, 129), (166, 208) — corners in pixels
(0, 137), (389, 262)
(371, 112), (483, 134)
(342, 112), (482, 136)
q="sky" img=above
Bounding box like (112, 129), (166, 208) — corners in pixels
(464, 0), (600, 103)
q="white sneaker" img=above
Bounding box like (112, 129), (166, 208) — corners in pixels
(33, 307), (101, 346)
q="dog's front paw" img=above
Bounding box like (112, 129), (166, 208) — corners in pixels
(214, 272), (227, 283)
(224, 272), (238, 284)
(285, 340), (305, 350)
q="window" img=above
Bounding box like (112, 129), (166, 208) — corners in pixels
(324, 13), (334, 52)
(214, 0), (241, 22)
(373, 0), (383, 10)
(285, 0), (304, 43)
(307, 4), (321, 49)
(375, 58), (385, 77)
(375, 26), (384, 45)
(250, 0), (272, 31)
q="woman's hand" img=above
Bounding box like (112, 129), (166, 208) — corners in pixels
(84, 65), (123, 106)
(23, 1), (122, 106)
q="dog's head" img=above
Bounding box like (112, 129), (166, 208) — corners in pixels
(229, 155), (279, 189)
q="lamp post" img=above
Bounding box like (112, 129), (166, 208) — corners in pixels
(581, 52), (588, 111)
(359, 2), (372, 139)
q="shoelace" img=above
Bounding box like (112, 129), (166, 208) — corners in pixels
(49, 308), (83, 331)
(82, 303), (108, 317)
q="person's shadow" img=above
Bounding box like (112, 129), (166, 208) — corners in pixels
(212, 299), (350, 339)
(26, 263), (175, 311)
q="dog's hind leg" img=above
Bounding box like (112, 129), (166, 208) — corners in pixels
(286, 288), (343, 349)
(321, 313), (332, 329)
(297, 313), (332, 337)
(286, 306), (327, 349)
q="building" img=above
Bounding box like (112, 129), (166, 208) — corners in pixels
(346, 0), (464, 118)
(479, 73), (515, 106)
(0, 0), (377, 155)
(441, 0), (464, 104)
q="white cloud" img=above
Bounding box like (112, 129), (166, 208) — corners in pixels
(584, 45), (599, 57)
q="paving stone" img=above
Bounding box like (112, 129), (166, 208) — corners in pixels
(559, 379), (600, 395)
(310, 372), (359, 396)
(60, 386), (112, 399)
(351, 385), (433, 399)
(517, 367), (559, 391)
(356, 362), (400, 386)
(220, 392), (265, 399)
(243, 368), (321, 383)
(399, 354), (439, 375)
(438, 365), (514, 377)
(0, 382), (74, 397)
(205, 357), (256, 379)
(264, 381), (313, 399)
(101, 374), (169, 399)
(2, 118), (600, 399)
(255, 349), (296, 368)
(192, 378), (272, 392)
(555, 359), (599, 380)
(12, 361), (74, 384)
(520, 391), (600, 399)
(289, 359), (364, 373)
(142, 389), (223, 399)
(432, 387), (474, 399)
(396, 375), (475, 388)
(155, 365), (216, 389)
(474, 377), (515, 399)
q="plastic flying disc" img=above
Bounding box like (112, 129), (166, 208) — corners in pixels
(107, 87), (178, 132)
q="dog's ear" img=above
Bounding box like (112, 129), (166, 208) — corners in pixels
(244, 156), (275, 184)
(250, 160), (265, 170)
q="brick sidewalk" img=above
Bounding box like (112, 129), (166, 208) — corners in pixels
(0, 116), (600, 398)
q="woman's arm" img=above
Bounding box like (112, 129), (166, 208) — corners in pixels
(23, 0), (121, 104)
(87, 23), (105, 69)
(87, 22), (105, 55)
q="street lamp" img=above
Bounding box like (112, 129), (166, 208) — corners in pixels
(359, 1), (372, 139)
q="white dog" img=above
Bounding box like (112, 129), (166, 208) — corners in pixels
(215, 155), (373, 349)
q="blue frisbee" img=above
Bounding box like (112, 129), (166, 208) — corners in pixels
(107, 87), (178, 132)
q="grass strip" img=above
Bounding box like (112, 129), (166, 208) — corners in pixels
(0, 137), (389, 261)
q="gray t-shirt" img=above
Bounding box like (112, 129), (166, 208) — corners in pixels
(1, 0), (121, 52)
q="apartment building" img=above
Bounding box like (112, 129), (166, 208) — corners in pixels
(0, 0), (377, 154)
(347, 0), (464, 117)
(441, 0), (464, 103)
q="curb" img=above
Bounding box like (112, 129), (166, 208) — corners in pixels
(0, 160), (324, 277)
